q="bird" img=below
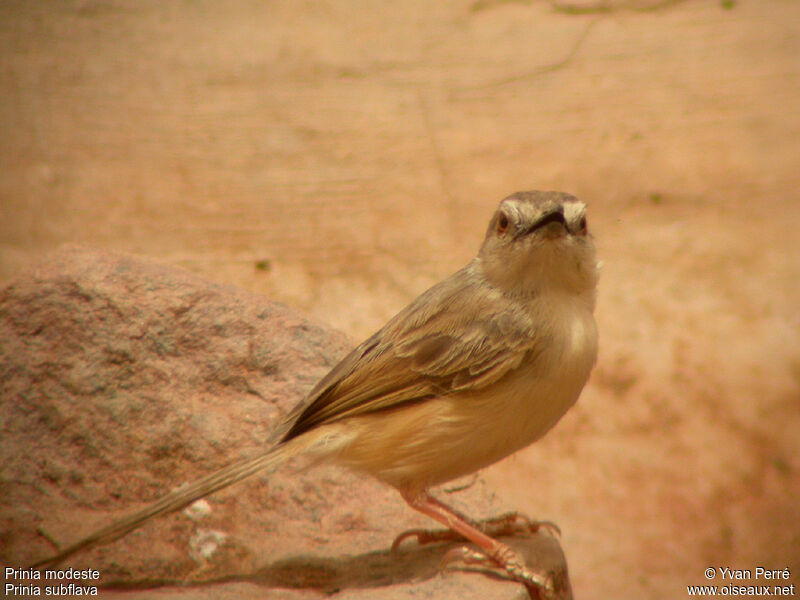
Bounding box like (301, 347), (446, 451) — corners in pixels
(30, 190), (599, 597)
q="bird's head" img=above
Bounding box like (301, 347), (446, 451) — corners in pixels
(478, 190), (599, 301)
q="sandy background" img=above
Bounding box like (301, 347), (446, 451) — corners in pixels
(1, 1), (798, 598)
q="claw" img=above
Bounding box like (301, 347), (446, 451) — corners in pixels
(393, 512), (560, 553)
(440, 543), (556, 599)
(397, 491), (562, 599)
(484, 512), (561, 538)
(440, 545), (487, 572)
(391, 528), (429, 552)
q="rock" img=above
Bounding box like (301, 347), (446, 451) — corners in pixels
(0, 246), (571, 599)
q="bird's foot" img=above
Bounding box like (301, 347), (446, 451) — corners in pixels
(391, 511), (559, 552)
(441, 543), (555, 599)
(481, 512), (560, 538)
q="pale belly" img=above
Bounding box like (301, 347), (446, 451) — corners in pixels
(333, 308), (598, 491)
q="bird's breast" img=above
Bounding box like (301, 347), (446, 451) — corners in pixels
(331, 293), (598, 491)
(475, 295), (598, 461)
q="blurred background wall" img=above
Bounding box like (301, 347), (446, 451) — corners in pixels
(1, 1), (798, 598)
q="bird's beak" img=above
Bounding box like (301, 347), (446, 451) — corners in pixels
(521, 211), (567, 237)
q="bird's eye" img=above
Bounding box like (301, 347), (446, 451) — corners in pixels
(497, 212), (509, 235)
(578, 216), (587, 234)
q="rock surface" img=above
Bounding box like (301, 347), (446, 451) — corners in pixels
(0, 246), (570, 599)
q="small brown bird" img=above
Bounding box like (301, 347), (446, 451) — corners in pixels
(32, 191), (599, 597)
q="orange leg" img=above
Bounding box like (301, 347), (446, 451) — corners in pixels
(392, 511), (559, 551)
(398, 489), (554, 598)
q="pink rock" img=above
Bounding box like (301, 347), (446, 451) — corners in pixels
(1, 246), (570, 599)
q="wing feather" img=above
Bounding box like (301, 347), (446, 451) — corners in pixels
(281, 264), (538, 441)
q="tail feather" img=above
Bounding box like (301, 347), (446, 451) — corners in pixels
(30, 440), (297, 569)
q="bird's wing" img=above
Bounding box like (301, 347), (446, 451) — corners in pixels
(281, 265), (539, 440)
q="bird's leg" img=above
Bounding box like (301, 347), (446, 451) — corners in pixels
(396, 489), (554, 598)
(392, 509), (559, 551)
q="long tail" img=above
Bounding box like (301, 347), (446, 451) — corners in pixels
(30, 439), (301, 569)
